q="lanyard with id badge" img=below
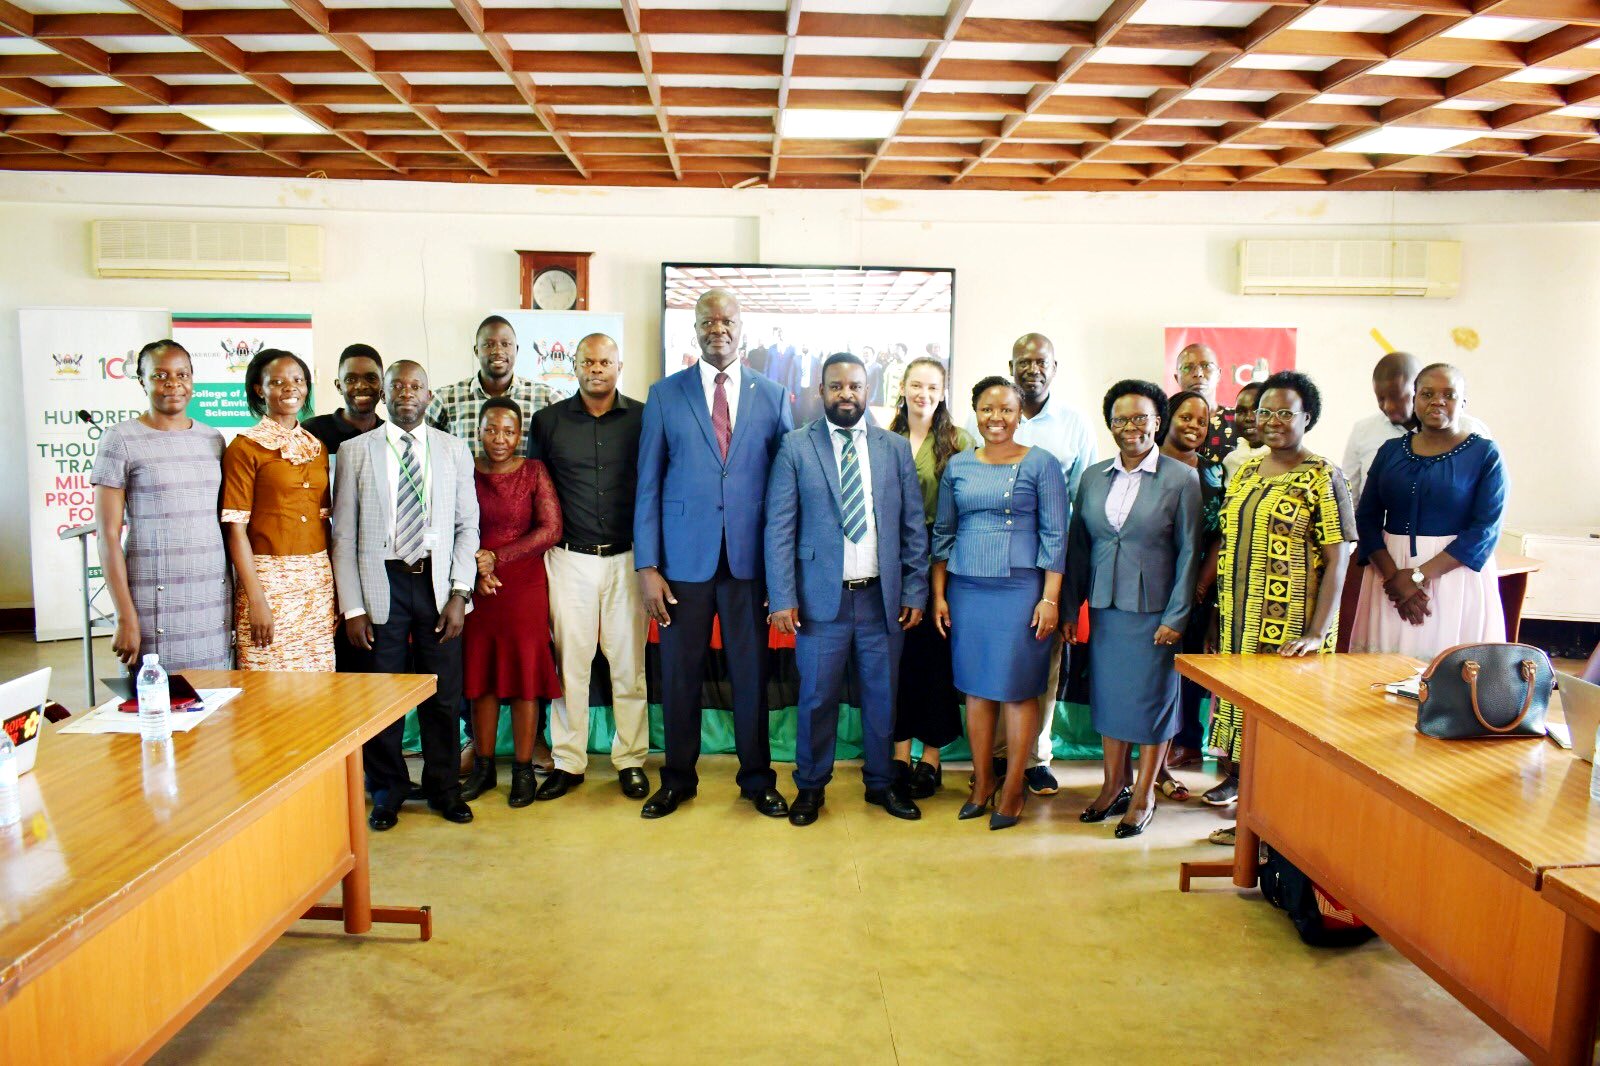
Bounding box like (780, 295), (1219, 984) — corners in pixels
(391, 435), (440, 554)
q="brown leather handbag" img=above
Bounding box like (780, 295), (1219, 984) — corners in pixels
(1416, 642), (1554, 740)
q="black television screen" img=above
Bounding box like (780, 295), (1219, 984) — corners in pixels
(661, 262), (956, 428)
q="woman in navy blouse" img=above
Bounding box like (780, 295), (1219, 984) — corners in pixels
(931, 377), (1068, 830)
(1349, 363), (1508, 657)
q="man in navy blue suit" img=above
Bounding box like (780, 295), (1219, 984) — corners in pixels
(765, 353), (929, 826)
(635, 288), (794, 819)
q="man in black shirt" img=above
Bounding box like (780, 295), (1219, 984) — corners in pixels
(304, 343), (385, 460)
(528, 333), (651, 801)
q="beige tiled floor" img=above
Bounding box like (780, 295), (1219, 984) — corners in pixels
(1, 633), (1528, 1064)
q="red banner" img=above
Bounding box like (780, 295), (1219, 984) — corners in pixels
(1163, 326), (1297, 406)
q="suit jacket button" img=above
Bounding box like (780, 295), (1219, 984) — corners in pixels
(156, 627), (164, 635)
(156, 585), (164, 592)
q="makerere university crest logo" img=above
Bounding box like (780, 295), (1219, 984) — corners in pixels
(51, 352), (85, 378)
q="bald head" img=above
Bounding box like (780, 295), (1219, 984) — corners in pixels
(574, 332), (621, 402)
(1176, 342), (1220, 400)
(1010, 333), (1055, 410)
(1372, 350), (1422, 426)
(694, 287), (742, 370)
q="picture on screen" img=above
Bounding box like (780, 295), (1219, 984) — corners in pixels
(662, 263), (956, 428)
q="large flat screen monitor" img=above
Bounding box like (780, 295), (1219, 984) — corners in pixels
(661, 262), (956, 427)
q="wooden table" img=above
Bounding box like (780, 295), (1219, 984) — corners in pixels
(0, 670), (436, 1065)
(1177, 653), (1600, 1066)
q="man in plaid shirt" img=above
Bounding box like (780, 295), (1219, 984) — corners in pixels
(426, 315), (561, 457)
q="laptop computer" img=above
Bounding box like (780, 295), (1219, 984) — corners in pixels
(1557, 671), (1600, 764)
(0, 667), (50, 776)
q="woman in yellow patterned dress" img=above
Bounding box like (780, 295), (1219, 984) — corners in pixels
(222, 348), (337, 672)
(1203, 371), (1353, 845)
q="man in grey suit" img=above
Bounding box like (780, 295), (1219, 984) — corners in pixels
(332, 359), (480, 831)
(765, 353), (929, 826)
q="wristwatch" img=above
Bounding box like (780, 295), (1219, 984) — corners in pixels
(450, 586), (472, 603)
(1409, 568), (1425, 586)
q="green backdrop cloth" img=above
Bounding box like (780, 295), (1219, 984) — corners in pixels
(403, 699), (1122, 762)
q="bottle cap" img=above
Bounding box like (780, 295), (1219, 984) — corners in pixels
(143, 653), (158, 664)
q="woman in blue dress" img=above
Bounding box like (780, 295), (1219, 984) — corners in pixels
(1348, 363), (1508, 657)
(931, 377), (1067, 830)
(1064, 380), (1202, 838)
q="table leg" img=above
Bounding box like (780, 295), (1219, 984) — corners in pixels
(1549, 912), (1600, 1066)
(1233, 713), (1260, 889)
(1499, 571), (1529, 644)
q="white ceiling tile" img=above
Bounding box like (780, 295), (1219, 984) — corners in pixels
(654, 73), (776, 88)
(405, 72), (512, 85)
(641, 0), (785, 8)
(1553, 104), (1600, 118)
(802, 0), (951, 13)
(164, 0), (285, 8)
(0, 39), (56, 55)
(554, 105), (655, 114)
(1432, 99), (1503, 111)
(100, 105), (176, 113)
(967, 0), (1114, 17)
(1234, 53), (1338, 71)
(280, 73), (382, 85)
(942, 42), (1068, 62)
(922, 79), (1035, 93)
(480, 0), (618, 6)
(905, 111), (1001, 120)
(84, 36), (200, 53)
(156, 74), (253, 84)
(34, 74), (123, 87)
(1053, 83), (1156, 98)
(323, 0), (452, 8)
(652, 35), (787, 54)
(1128, 0), (1270, 28)
(1310, 93), (1390, 106)
(789, 77), (908, 91)
(1260, 120), (1336, 129)
(1289, 8), (1417, 34)
(357, 34), (487, 49)
(224, 36), (338, 51)
(1092, 46), (1209, 65)
(795, 37), (927, 58)
(1022, 112), (1114, 124)
(8, 0), (131, 11)
(1185, 87), (1276, 102)
(504, 35), (635, 51)
(1368, 59), (1467, 77)
(1442, 16), (1565, 43)
(1503, 67), (1589, 84)
(0, 107), (57, 114)
(664, 106), (773, 115)
(432, 103), (533, 111)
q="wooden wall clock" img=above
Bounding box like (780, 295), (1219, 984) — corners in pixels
(517, 250), (592, 311)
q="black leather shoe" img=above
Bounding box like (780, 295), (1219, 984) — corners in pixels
(990, 793), (1027, 831)
(641, 786), (695, 819)
(789, 788), (825, 826)
(460, 756), (496, 801)
(958, 789), (995, 821)
(1115, 805), (1156, 839)
(536, 769), (584, 801)
(427, 792), (474, 824)
(368, 804), (399, 832)
(743, 787), (789, 818)
(1079, 785), (1133, 824)
(508, 762), (536, 808)
(404, 781), (425, 803)
(866, 786), (921, 821)
(618, 768), (650, 800)
(891, 759), (912, 788)
(910, 760), (942, 799)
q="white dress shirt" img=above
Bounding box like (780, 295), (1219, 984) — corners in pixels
(1223, 442), (1267, 485)
(1341, 410), (1492, 507)
(698, 357), (741, 430)
(1105, 445), (1159, 531)
(828, 419), (879, 581)
(384, 421), (432, 560)
(965, 391), (1096, 502)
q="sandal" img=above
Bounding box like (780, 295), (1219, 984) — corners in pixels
(1157, 778), (1190, 802)
(1208, 825), (1236, 846)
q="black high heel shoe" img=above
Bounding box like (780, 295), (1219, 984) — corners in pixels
(1114, 805), (1155, 838)
(990, 793), (1027, 831)
(1079, 785), (1132, 823)
(958, 788), (996, 820)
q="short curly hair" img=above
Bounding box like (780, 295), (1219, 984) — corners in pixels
(1101, 378), (1168, 431)
(970, 375), (1022, 410)
(1258, 370), (1322, 429)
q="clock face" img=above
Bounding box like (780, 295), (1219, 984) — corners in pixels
(532, 267), (579, 310)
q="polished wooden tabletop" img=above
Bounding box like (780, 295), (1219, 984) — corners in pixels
(1494, 550), (1542, 577)
(1543, 868), (1600, 932)
(0, 670), (435, 1000)
(1177, 653), (1600, 886)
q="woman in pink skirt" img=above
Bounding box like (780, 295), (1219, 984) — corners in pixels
(1348, 363), (1508, 657)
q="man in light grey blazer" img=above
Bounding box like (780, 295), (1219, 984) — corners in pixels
(332, 359), (480, 831)
(765, 353), (929, 826)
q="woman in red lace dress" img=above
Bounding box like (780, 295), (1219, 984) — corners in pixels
(461, 397), (563, 807)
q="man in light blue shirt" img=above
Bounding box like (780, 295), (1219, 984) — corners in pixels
(964, 333), (1095, 795)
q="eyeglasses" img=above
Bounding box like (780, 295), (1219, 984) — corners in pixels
(1257, 409), (1303, 424)
(1109, 414), (1153, 429)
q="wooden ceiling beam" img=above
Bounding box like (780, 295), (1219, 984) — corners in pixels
(768, 0), (802, 183)
(619, 0), (682, 180)
(860, 0), (976, 182)
(448, 0), (589, 178)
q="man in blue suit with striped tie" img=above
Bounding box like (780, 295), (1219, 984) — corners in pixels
(765, 353), (929, 826)
(635, 288), (794, 820)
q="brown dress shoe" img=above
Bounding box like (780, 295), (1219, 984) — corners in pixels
(1166, 744), (1202, 769)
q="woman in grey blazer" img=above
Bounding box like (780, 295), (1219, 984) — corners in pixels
(1064, 380), (1202, 838)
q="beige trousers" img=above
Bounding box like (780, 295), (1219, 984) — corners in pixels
(545, 546), (650, 774)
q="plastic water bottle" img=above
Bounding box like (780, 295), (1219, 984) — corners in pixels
(136, 653), (172, 742)
(0, 731), (20, 829)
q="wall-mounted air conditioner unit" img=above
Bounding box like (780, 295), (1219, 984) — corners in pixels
(91, 220), (323, 281)
(1238, 239), (1460, 298)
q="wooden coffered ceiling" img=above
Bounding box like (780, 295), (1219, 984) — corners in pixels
(4, 0), (1600, 192)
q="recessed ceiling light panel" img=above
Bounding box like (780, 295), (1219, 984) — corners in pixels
(179, 106), (326, 135)
(1339, 126), (1480, 156)
(779, 108), (900, 139)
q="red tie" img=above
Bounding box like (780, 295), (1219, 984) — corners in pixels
(712, 371), (732, 459)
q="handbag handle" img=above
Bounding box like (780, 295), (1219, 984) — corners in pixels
(1463, 659), (1539, 734)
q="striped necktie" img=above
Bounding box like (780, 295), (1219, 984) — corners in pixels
(836, 428), (867, 543)
(394, 432), (426, 564)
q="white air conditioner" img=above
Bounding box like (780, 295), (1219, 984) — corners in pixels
(1237, 239), (1460, 298)
(91, 220), (323, 281)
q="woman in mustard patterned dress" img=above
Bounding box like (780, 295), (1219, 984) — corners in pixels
(222, 348), (337, 672)
(1203, 371), (1353, 845)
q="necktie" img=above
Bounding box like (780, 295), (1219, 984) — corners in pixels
(712, 372), (732, 459)
(394, 432), (426, 564)
(837, 428), (867, 543)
